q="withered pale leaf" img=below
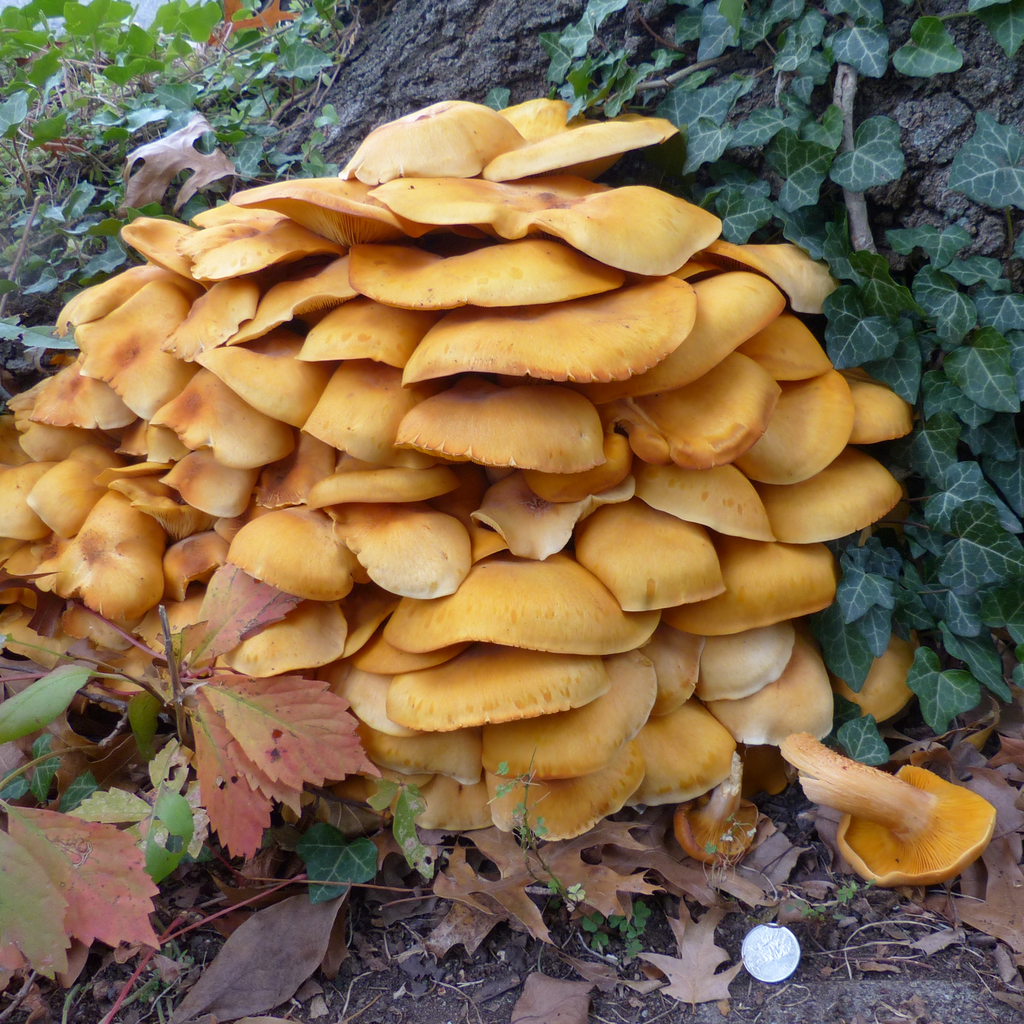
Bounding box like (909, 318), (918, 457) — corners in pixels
(123, 113), (236, 213)
(423, 901), (498, 959)
(510, 974), (592, 1024)
(955, 837), (1024, 952)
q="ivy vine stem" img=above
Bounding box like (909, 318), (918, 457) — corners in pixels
(833, 63), (876, 253)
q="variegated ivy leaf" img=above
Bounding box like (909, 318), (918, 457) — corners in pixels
(826, 0), (883, 23)
(948, 113), (1024, 210)
(830, 24), (890, 78)
(657, 76), (751, 128)
(837, 715), (890, 765)
(777, 204), (830, 260)
(774, 8), (827, 71)
(829, 116), (905, 192)
(683, 119), (735, 173)
(906, 648), (980, 734)
(892, 17), (963, 76)
(857, 603), (893, 657)
(986, 452), (1024, 517)
(943, 256), (1010, 291)
(922, 369), (995, 429)
(714, 186), (774, 243)
(810, 602), (876, 691)
(835, 564), (895, 623)
(730, 107), (787, 148)
(912, 266), (977, 345)
(977, 0), (1024, 57)
(885, 224), (971, 268)
(940, 623), (1012, 701)
(942, 327), (1020, 413)
(766, 127), (834, 210)
(801, 104), (843, 150)
(823, 285), (900, 367)
(905, 412), (961, 485)
(924, 460), (1021, 535)
(699, 0), (741, 59)
(940, 501), (1024, 591)
(863, 332), (922, 403)
(976, 288), (1024, 332)
(848, 251), (922, 317)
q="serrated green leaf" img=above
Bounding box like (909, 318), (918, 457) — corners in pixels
(940, 501), (1024, 590)
(0, 665), (92, 744)
(885, 224), (971, 268)
(823, 285), (900, 367)
(987, 452), (1024, 517)
(830, 25), (889, 77)
(906, 648), (980, 733)
(912, 266), (977, 344)
(976, 288), (1024, 332)
(943, 328), (1020, 413)
(948, 113), (1024, 211)
(837, 715), (890, 765)
(892, 17), (963, 76)
(731, 107), (786, 148)
(810, 602), (876, 691)
(977, 0), (1024, 57)
(766, 128), (834, 210)
(830, 116), (905, 192)
(940, 623), (1012, 701)
(69, 788), (152, 824)
(296, 822), (378, 903)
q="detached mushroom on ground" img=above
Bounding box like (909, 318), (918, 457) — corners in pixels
(0, 95), (996, 887)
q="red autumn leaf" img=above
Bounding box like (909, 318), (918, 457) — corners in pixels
(202, 674), (375, 791)
(191, 692), (271, 859)
(6, 805), (159, 950)
(225, 734), (303, 815)
(222, 0), (298, 34)
(182, 564), (302, 666)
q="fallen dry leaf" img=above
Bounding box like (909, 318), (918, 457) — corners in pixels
(170, 894), (344, 1023)
(123, 113), (236, 213)
(737, 819), (807, 888)
(510, 974), (592, 1024)
(639, 903), (742, 1006)
(991, 733), (1024, 771)
(423, 900), (498, 959)
(857, 960), (900, 973)
(562, 954), (663, 994)
(910, 928), (965, 954)
(955, 837), (1024, 952)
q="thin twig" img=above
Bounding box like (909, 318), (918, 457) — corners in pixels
(631, 0), (687, 52)
(633, 55), (728, 92)
(0, 195), (42, 318)
(0, 971), (37, 1024)
(158, 604), (187, 743)
(833, 63), (876, 253)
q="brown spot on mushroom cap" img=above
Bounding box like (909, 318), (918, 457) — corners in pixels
(664, 537), (838, 636)
(695, 621), (797, 702)
(358, 721), (483, 785)
(846, 377), (915, 444)
(734, 370), (855, 485)
(161, 451), (259, 519)
(163, 530), (229, 602)
(162, 278), (261, 360)
(832, 632), (918, 723)
(383, 552), (660, 656)
(0, 462), (58, 540)
(28, 359), (135, 431)
(644, 623), (704, 717)
(395, 377), (605, 474)
(736, 311), (833, 381)
(27, 445), (124, 538)
(341, 101), (526, 185)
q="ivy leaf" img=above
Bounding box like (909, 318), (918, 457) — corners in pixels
(0, 92), (28, 139)
(29, 735), (59, 804)
(943, 257), (1009, 291)
(683, 119), (735, 173)
(715, 186), (773, 242)
(296, 823), (378, 904)
(58, 771), (97, 814)
(987, 452), (1024, 517)
(0, 665), (92, 744)
(980, 584), (1024, 642)
(829, 116), (905, 192)
(826, 0), (884, 24)
(975, 288), (1024, 332)
(863, 331), (922, 403)
(885, 224), (971, 268)
(809, 602), (876, 691)
(276, 41), (332, 81)
(912, 266), (977, 344)
(830, 25), (889, 78)
(964, 415), (1019, 462)
(730, 107), (786, 148)
(948, 113), (1024, 211)
(657, 79), (748, 127)
(837, 715), (890, 765)
(942, 588), (985, 638)
(856, 603), (894, 658)
(906, 412), (961, 485)
(393, 784), (433, 877)
(823, 285), (899, 367)
(892, 17), (963, 76)
(483, 87), (510, 111)
(977, 0), (1024, 57)
(774, 9), (827, 72)
(801, 104), (843, 150)
(848, 251), (922, 318)
(940, 624), (1012, 701)
(699, 0), (741, 59)
(922, 369), (994, 428)
(765, 128), (834, 210)
(943, 327), (1020, 413)
(540, 32), (574, 81)
(940, 502), (1024, 590)
(925, 460), (1021, 535)
(906, 648), (980, 734)
(777, 203), (830, 259)
(835, 565), (895, 622)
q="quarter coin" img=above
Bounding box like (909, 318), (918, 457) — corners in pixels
(741, 923), (801, 983)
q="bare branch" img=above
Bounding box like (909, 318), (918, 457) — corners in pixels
(833, 62), (877, 253)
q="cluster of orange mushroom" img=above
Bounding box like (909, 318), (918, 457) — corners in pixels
(0, 99), (996, 885)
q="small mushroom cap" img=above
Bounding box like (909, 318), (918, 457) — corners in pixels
(229, 178), (407, 246)
(27, 445), (124, 538)
(523, 431), (632, 504)
(497, 98), (576, 142)
(51, 491), (166, 620)
(387, 643), (611, 733)
(574, 499), (725, 612)
(633, 462), (775, 542)
(298, 298), (441, 366)
(755, 447), (903, 544)
(56, 264), (184, 336)
(191, 205), (287, 230)
(701, 240), (838, 314)
(402, 276), (694, 386)
(351, 626), (469, 674)
(336, 583), (400, 659)
(383, 552), (661, 655)
(0, 603), (75, 669)
(628, 699), (736, 806)
(62, 603), (141, 652)
(832, 632), (917, 722)
(105, 474), (215, 542)
(303, 360), (439, 468)
(351, 239), (624, 311)
(28, 359), (135, 430)
(331, 502), (471, 600)
(358, 722), (483, 785)
(645, 622), (704, 716)
(395, 378), (605, 473)
(736, 311), (833, 380)
(17, 423), (108, 463)
(482, 115), (677, 181)
(323, 664), (421, 737)
(608, 352), (781, 470)
(162, 279), (262, 360)
(0, 462), (57, 540)
(309, 465), (459, 509)
(696, 621), (797, 702)
(189, 218), (347, 281)
(163, 530), (229, 602)
(226, 257), (357, 346)
(664, 537), (838, 636)
(151, 368), (295, 470)
(413, 775), (492, 831)
(161, 451), (259, 519)
(704, 633), (833, 744)
(341, 101), (526, 184)
(76, 279), (199, 419)
(120, 218), (198, 278)
(0, 414), (28, 466)
(573, 272), (785, 403)
(220, 599), (348, 677)
(256, 432), (337, 509)
(481, 649), (657, 779)
(486, 739), (645, 841)
(228, 507), (359, 601)
(847, 378), (914, 444)
(734, 370), (855, 485)
(197, 330), (332, 427)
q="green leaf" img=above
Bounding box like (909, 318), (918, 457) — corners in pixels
(178, 0), (222, 40)
(906, 648), (981, 734)
(912, 267), (977, 344)
(296, 822), (378, 903)
(393, 784), (433, 878)
(809, 602), (876, 691)
(730, 107), (786, 148)
(892, 17), (963, 76)
(922, 369), (994, 428)
(943, 328), (1020, 413)
(987, 453), (1024, 521)
(277, 41), (333, 80)
(940, 623), (1012, 701)
(925, 461), (1021, 535)
(766, 128), (834, 210)
(128, 692), (161, 762)
(848, 251), (922, 318)
(715, 186), (773, 243)
(483, 87), (510, 111)
(774, 8), (826, 71)
(719, 0), (744, 32)
(837, 715), (889, 765)
(836, 566), (894, 622)
(699, 0), (740, 59)
(948, 113), (1024, 211)
(944, 257), (1009, 291)
(885, 224), (971, 268)
(367, 778), (398, 811)
(856, 603), (893, 658)
(976, 288), (1024, 332)
(829, 116), (904, 192)
(801, 104), (843, 150)
(864, 331), (922, 403)
(964, 415), (1018, 462)
(682, 119), (735, 173)
(145, 790), (194, 883)
(827, 0), (883, 23)
(977, 0), (1024, 57)
(907, 412), (960, 484)
(27, 47), (61, 87)
(0, 92), (28, 138)
(58, 771), (97, 813)
(29, 735), (59, 803)
(541, 31), (574, 81)
(940, 502), (1024, 590)
(980, 584), (1024, 642)
(823, 285), (899, 367)
(830, 25), (889, 78)
(29, 112), (66, 147)
(0, 665), (92, 744)
(657, 79), (748, 128)
(102, 57), (165, 86)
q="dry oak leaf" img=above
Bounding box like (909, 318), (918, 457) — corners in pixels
(123, 112), (236, 213)
(510, 974), (593, 1024)
(955, 836), (1024, 952)
(640, 904), (742, 1006)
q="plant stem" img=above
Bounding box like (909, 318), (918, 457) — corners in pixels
(833, 63), (877, 253)
(634, 55), (728, 92)
(0, 194), (42, 318)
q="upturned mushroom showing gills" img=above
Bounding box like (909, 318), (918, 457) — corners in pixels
(781, 733), (996, 886)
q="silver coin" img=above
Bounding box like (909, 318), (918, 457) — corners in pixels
(741, 924), (801, 983)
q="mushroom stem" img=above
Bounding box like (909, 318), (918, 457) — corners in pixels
(691, 751), (743, 833)
(780, 733), (937, 841)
